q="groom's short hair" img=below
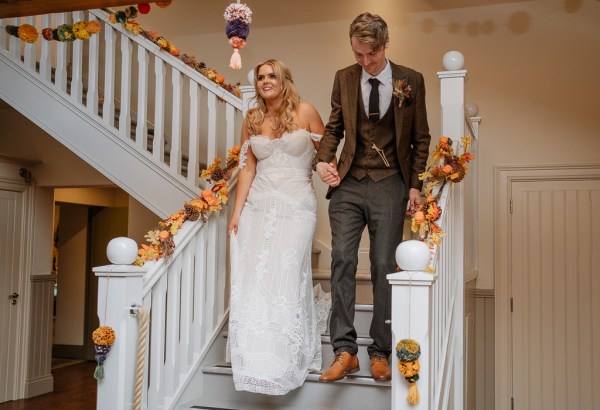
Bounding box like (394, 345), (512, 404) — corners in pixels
(349, 12), (389, 51)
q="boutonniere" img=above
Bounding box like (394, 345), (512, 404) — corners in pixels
(393, 78), (412, 107)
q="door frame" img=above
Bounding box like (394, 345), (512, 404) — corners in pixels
(0, 160), (35, 401)
(494, 163), (600, 409)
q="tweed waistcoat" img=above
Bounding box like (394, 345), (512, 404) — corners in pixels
(350, 95), (400, 182)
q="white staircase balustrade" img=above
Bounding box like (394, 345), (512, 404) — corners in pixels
(388, 54), (475, 410)
(94, 206), (231, 410)
(0, 9), (253, 217)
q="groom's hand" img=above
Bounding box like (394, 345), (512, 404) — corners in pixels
(316, 162), (340, 187)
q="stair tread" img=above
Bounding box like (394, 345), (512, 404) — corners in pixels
(312, 268), (371, 279)
(202, 362), (390, 388)
(321, 335), (373, 344)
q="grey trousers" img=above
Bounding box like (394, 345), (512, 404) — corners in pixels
(328, 173), (408, 358)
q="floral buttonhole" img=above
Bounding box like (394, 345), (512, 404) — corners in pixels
(393, 78), (412, 108)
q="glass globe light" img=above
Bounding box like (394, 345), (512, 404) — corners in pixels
(395, 240), (431, 271)
(442, 51), (465, 71)
(106, 237), (138, 265)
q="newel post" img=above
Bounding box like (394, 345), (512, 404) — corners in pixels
(438, 51), (466, 141)
(388, 271), (437, 410)
(94, 264), (148, 410)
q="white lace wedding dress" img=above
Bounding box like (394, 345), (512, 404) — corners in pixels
(228, 129), (322, 395)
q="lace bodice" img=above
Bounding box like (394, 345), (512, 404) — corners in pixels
(239, 128), (322, 174)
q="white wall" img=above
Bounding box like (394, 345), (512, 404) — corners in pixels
(0, 105), (113, 188)
(137, 0), (600, 289)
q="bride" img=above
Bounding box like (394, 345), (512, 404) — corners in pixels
(227, 59), (333, 395)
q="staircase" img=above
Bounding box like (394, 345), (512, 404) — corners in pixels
(0, 9), (251, 218)
(1, 7), (478, 410)
(184, 305), (390, 410)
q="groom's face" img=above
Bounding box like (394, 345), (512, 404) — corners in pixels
(351, 36), (387, 77)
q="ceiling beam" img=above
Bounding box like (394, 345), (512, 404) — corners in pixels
(0, 1), (137, 18)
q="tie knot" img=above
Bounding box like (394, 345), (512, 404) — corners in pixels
(368, 78), (380, 87)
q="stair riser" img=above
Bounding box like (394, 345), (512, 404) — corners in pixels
(189, 372), (391, 410)
(313, 278), (374, 305)
(324, 306), (373, 338)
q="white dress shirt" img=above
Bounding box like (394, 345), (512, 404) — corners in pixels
(360, 60), (393, 120)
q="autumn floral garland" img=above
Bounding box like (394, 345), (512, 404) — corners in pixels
(108, 4), (241, 98)
(410, 136), (475, 250)
(134, 145), (241, 266)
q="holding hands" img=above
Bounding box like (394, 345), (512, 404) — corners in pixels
(316, 161), (341, 187)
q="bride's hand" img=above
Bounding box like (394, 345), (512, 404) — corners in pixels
(316, 162), (340, 187)
(228, 215), (240, 236)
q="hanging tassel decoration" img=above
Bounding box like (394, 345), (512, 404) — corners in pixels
(92, 326), (116, 380)
(229, 48), (242, 70)
(224, 2), (252, 70)
(396, 338), (422, 405)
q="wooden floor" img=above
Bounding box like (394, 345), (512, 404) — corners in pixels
(0, 361), (97, 410)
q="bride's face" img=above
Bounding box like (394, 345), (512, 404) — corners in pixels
(256, 64), (283, 102)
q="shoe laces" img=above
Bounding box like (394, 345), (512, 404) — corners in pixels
(372, 356), (386, 363)
(331, 352), (347, 366)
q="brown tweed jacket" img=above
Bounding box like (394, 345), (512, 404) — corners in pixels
(316, 62), (431, 198)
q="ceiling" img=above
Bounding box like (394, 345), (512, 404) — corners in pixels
(0, 0), (532, 25)
(0, 0), (136, 18)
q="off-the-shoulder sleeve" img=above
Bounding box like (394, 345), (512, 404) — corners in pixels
(309, 133), (323, 142)
(238, 139), (251, 169)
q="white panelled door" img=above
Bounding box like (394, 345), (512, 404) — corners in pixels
(0, 188), (24, 403)
(510, 179), (600, 410)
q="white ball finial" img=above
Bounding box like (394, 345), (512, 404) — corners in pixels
(443, 51), (464, 71)
(247, 68), (254, 85)
(106, 237), (138, 265)
(395, 240), (431, 271)
(466, 102), (479, 117)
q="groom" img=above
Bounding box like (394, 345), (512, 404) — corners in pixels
(315, 12), (431, 381)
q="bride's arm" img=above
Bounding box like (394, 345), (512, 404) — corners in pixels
(301, 102), (339, 186)
(228, 120), (256, 235)
(300, 102), (325, 150)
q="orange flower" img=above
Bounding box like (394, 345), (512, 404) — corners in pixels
(18, 24), (39, 43)
(188, 198), (208, 211)
(201, 189), (219, 207)
(413, 211), (425, 224)
(462, 152), (475, 162)
(426, 202), (442, 221)
(213, 180), (228, 192)
(438, 137), (449, 146)
(86, 21), (101, 34)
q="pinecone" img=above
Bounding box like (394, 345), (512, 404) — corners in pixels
(210, 167), (225, 182)
(184, 203), (200, 221)
(180, 53), (198, 68)
(448, 162), (466, 183)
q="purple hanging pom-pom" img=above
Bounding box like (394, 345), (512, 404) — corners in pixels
(225, 20), (249, 40)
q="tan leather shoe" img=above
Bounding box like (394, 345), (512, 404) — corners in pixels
(319, 352), (360, 382)
(370, 356), (392, 381)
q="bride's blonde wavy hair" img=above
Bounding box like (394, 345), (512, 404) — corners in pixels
(246, 59), (300, 136)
